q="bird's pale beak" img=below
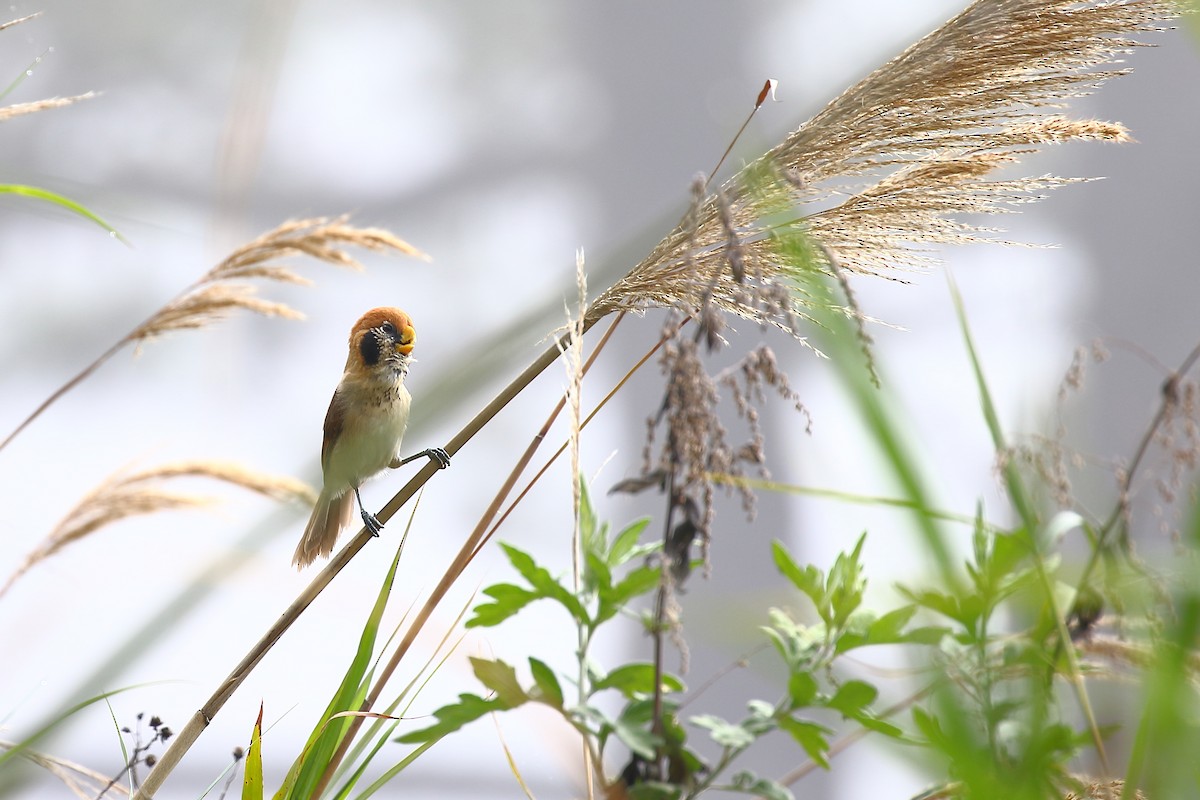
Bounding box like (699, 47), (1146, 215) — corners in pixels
(396, 325), (416, 354)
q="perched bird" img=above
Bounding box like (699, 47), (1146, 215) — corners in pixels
(293, 307), (449, 568)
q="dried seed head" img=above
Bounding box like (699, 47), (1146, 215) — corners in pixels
(590, 0), (1175, 336)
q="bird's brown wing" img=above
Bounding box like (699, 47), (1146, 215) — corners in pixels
(320, 387), (347, 472)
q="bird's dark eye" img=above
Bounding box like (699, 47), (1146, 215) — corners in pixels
(381, 321), (396, 337)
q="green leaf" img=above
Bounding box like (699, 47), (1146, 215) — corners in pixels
(866, 605), (918, 644)
(628, 783), (682, 800)
(610, 518), (652, 566)
(241, 704), (264, 800)
(396, 693), (509, 743)
(910, 706), (945, 747)
(853, 713), (905, 739)
(787, 672), (819, 709)
(614, 700), (661, 759)
(287, 533), (403, 798)
(595, 564), (662, 626)
(691, 714), (755, 749)
(585, 548), (613, 596)
(772, 540), (825, 610)
(528, 658), (564, 708)
(827, 533), (867, 628)
(0, 184), (129, 243)
(466, 583), (538, 628)
(729, 770), (795, 800)
(470, 657), (529, 707)
(594, 663), (684, 698)
(827, 680), (877, 715)
(777, 717), (832, 768)
(501, 543), (590, 625)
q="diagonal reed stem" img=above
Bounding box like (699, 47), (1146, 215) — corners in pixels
(132, 318), (601, 799)
(311, 312), (626, 796)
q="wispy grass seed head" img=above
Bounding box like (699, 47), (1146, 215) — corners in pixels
(591, 0), (1176, 335)
(0, 461), (315, 598)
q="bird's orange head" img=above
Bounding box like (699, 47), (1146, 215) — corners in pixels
(345, 307), (417, 376)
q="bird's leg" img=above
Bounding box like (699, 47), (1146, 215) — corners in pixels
(353, 485), (383, 536)
(391, 447), (451, 470)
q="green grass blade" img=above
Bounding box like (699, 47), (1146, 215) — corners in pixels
(0, 684), (158, 777)
(944, 272), (1036, 528)
(285, 526), (407, 798)
(0, 184), (129, 244)
(242, 704), (264, 800)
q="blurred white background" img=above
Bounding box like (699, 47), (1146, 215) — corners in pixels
(2, 1), (1197, 797)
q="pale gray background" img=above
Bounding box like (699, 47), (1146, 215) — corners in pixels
(1, 1), (1197, 798)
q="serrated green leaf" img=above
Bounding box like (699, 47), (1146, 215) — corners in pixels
(396, 693), (508, 743)
(597, 565), (662, 625)
(729, 770), (795, 800)
(777, 717), (832, 768)
(528, 658), (564, 708)
(470, 657), (529, 707)
(594, 663), (684, 698)
(499, 542), (590, 625)
(466, 583), (538, 628)
(827, 680), (877, 715)
(691, 714), (755, 748)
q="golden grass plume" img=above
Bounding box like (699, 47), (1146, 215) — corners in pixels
(591, 0), (1176, 331)
(0, 460), (316, 599)
(130, 216), (426, 343)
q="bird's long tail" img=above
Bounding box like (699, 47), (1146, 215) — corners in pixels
(293, 488), (354, 568)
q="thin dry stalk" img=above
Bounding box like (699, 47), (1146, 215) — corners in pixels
(0, 461), (314, 599)
(0, 93), (96, 123)
(0, 12), (41, 32)
(0, 217), (425, 453)
(0, 740), (129, 799)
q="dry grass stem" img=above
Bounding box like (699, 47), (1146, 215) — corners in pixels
(0, 461), (315, 598)
(0, 93), (96, 123)
(0, 741), (129, 799)
(592, 0), (1175, 333)
(0, 12), (42, 32)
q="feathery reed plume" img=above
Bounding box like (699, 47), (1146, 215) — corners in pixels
(591, 0), (1175, 332)
(0, 217), (425, 452)
(131, 217), (424, 342)
(0, 461), (315, 598)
